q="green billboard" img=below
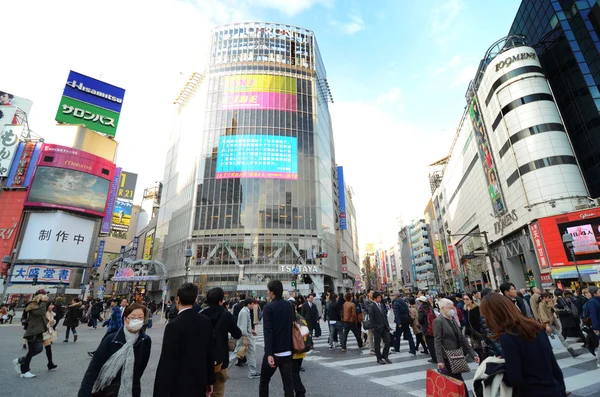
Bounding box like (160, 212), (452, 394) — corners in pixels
(55, 96), (121, 136)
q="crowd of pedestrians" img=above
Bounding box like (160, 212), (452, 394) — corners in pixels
(5, 280), (600, 396)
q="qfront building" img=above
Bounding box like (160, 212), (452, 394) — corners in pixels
(432, 35), (591, 292)
(154, 22), (357, 296)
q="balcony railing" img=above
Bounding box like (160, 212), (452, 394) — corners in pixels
(415, 263), (434, 272)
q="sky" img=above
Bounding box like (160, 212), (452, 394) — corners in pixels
(3, 0), (522, 250)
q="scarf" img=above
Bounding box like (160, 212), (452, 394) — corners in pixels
(92, 327), (139, 397)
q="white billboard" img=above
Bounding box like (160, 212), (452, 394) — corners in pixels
(0, 125), (23, 177)
(17, 212), (96, 265)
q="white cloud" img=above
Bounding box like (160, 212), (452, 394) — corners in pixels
(330, 100), (449, 246)
(450, 64), (478, 88)
(376, 87), (403, 111)
(331, 12), (365, 35)
(449, 55), (462, 67)
(429, 0), (464, 46)
(248, 0), (334, 16)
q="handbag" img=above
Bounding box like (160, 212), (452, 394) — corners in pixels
(443, 347), (471, 374)
(236, 345), (247, 360)
(291, 306), (305, 354)
(362, 312), (373, 330)
(50, 330), (59, 342)
(228, 338), (236, 352)
(315, 322), (322, 337)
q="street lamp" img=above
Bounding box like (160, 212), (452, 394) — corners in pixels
(184, 247), (193, 283)
(562, 231), (583, 286)
(1, 255), (12, 304)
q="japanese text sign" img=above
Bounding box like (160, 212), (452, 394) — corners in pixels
(116, 171), (137, 200)
(0, 125), (22, 177)
(94, 240), (106, 268)
(529, 222), (549, 269)
(17, 212), (96, 265)
(11, 264), (73, 284)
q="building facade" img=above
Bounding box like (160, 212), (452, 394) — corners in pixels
(154, 22), (353, 296)
(509, 0), (600, 199)
(433, 36), (590, 291)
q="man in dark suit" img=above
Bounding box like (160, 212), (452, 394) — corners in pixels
(300, 293), (319, 344)
(153, 283), (215, 397)
(369, 291), (392, 365)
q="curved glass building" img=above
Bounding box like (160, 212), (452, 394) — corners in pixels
(154, 22), (354, 296)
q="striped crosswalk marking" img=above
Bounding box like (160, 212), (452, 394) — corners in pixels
(255, 321), (600, 396)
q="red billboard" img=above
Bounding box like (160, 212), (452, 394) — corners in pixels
(529, 222), (550, 269)
(448, 245), (457, 271)
(25, 144), (116, 217)
(0, 191), (27, 276)
(536, 208), (600, 267)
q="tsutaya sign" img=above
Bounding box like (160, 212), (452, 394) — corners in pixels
(280, 265), (319, 273)
(494, 209), (519, 234)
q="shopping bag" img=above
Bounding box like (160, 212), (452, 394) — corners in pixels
(236, 345), (247, 360)
(315, 322), (322, 338)
(425, 368), (466, 397)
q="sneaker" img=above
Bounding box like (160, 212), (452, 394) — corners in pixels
(384, 358), (392, 364)
(328, 345), (334, 351)
(377, 359), (386, 365)
(335, 343), (341, 348)
(248, 373), (261, 379)
(341, 348), (347, 352)
(63, 339), (68, 343)
(74, 335), (78, 343)
(13, 358), (21, 374)
(20, 371), (36, 378)
(47, 363), (57, 370)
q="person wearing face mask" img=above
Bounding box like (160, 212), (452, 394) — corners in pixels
(78, 303), (152, 397)
(433, 298), (479, 396)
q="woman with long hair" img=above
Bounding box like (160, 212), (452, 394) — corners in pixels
(13, 289), (50, 378)
(463, 293), (484, 359)
(43, 300), (58, 370)
(480, 293), (567, 397)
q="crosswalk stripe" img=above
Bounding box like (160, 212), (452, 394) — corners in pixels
(343, 357), (439, 376)
(564, 367), (600, 391)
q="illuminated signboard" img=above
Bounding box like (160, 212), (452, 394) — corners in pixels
(216, 135), (298, 179)
(221, 74), (297, 112)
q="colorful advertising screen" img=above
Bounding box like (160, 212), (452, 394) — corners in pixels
(55, 71), (125, 137)
(0, 190), (27, 276)
(537, 209), (600, 267)
(101, 167), (121, 233)
(111, 199), (133, 232)
(337, 166), (347, 230)
(221, 74), (297, 111)
(6, 141), (42, 188)
(216, 135), (298, 179)
(25, 144), (116, 217)
(469, 97), (506, 216)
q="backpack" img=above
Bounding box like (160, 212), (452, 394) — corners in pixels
(201, 308), (228, 373)
(582, 300), (591, 326)
(426, 307), (437, 337)
(168, 303), (178, 320)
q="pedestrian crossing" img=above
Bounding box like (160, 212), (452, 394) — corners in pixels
(255, 321), (600, 397)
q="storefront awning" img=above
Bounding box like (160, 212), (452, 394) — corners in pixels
(551, 265), (598, 279)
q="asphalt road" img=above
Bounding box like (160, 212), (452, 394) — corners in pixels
(0, 315), (402, 397)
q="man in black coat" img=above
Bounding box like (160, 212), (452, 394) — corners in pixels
(201, 287), (243, 395)
(153, 283), (215, 397)
(300, 293), (319, 342)
(370, 291), (392, 365)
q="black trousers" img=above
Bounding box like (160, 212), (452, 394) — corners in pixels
(20, 334), (44, 373)
(373, 328), (391, 360)
(259, 355), (294, 397)
(341, 322), (363, 349)
(415, 332), (428, 353)
(292, 358), (306, 397)
(425, 335), (437, 361)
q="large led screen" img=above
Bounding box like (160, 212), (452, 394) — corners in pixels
(26, 166), (111, 215)
(216, 135), (298, 180)
(221, 74), (298, 111)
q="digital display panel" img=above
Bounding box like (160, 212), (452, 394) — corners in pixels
(26, 166), (111, 215)
(216, 135), (298, 180)
(221, 74), (298, 111)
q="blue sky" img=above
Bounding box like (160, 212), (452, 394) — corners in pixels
(3, 0), (523, 247)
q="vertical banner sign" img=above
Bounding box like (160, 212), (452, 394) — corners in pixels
(337, 166), (347, 230)
(130, 236), (139, 259)
(102, 167), (121, 233)
(469, 96), (506, 215)
(94, 240), (106, 268)
(448, 245), (457, 272)
(119, 245), (125, 262)
(529, 222), (550, 269)
(382, 251), (388, 285)
(0, 125), (22, 177)
(116, 171), (138, 200)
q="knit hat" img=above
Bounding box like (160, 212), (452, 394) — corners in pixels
(589, 286), (599, 296)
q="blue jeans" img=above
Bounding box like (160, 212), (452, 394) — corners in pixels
(65, 327), (77, 339)
(92, 318), (98, 328)
(328, 322), (343, 347)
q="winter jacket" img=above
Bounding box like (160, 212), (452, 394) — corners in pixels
(392, 298), (410, 325)
(418, 302), (435, 337)
(106, 305), (124, 333)
(201, 304), (241, 369)
(409, 306), (422, 334)
(480, 315), (503, 357)
(63, 302), (83, 328)
(538, 300), (560, 329)
(342, 301), (358, 323)
(588, 296), (600, 331)
(78, 327), (151, 397)
(530, 293), (541, 320)
(23, 301), (48, 337)
(327, 299), (343, 322)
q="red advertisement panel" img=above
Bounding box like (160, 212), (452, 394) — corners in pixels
(448, 245), (457, 271)
(25, 144), (116, 217)
(0, 191), (27, 276)
(529, 222), (550, 269)
(537, 208), (600, 267)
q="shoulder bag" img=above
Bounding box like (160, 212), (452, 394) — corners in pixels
(291, 306), (306, 354)
(442, 318), (471, 374)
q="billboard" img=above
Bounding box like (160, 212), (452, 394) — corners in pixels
(143, 229), (155, 260)
(221, 74), (298, 112)
(0, 106), (17, 128)
(529, 222), (550, 269)
(11, 265), (73, 284)
(55, 71), (125, 137)
(537, 208), (600, 267)
(0, 90), (33, 118)
(0, 191), (27, 276)
(17, 212), (97, 265)
(116, 171), (138, 200)
(0, 125), (22, 177)
(101, 167), (121, 233)
(111, 199), (133, 232)
(448, 244), (457, 271)
(94, 240), (106, 268)
(216, 135), (298, 179)
(25, 144), (116, 217)
(469, 97), (506, 216)
(337, 166), (347, 230)
(6, 141), (42, 188)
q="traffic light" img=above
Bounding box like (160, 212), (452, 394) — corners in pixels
(291, 280), (296, 287)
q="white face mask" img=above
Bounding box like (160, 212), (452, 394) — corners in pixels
(127, 319), (144, 331)
(446, 309), (456, 318)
